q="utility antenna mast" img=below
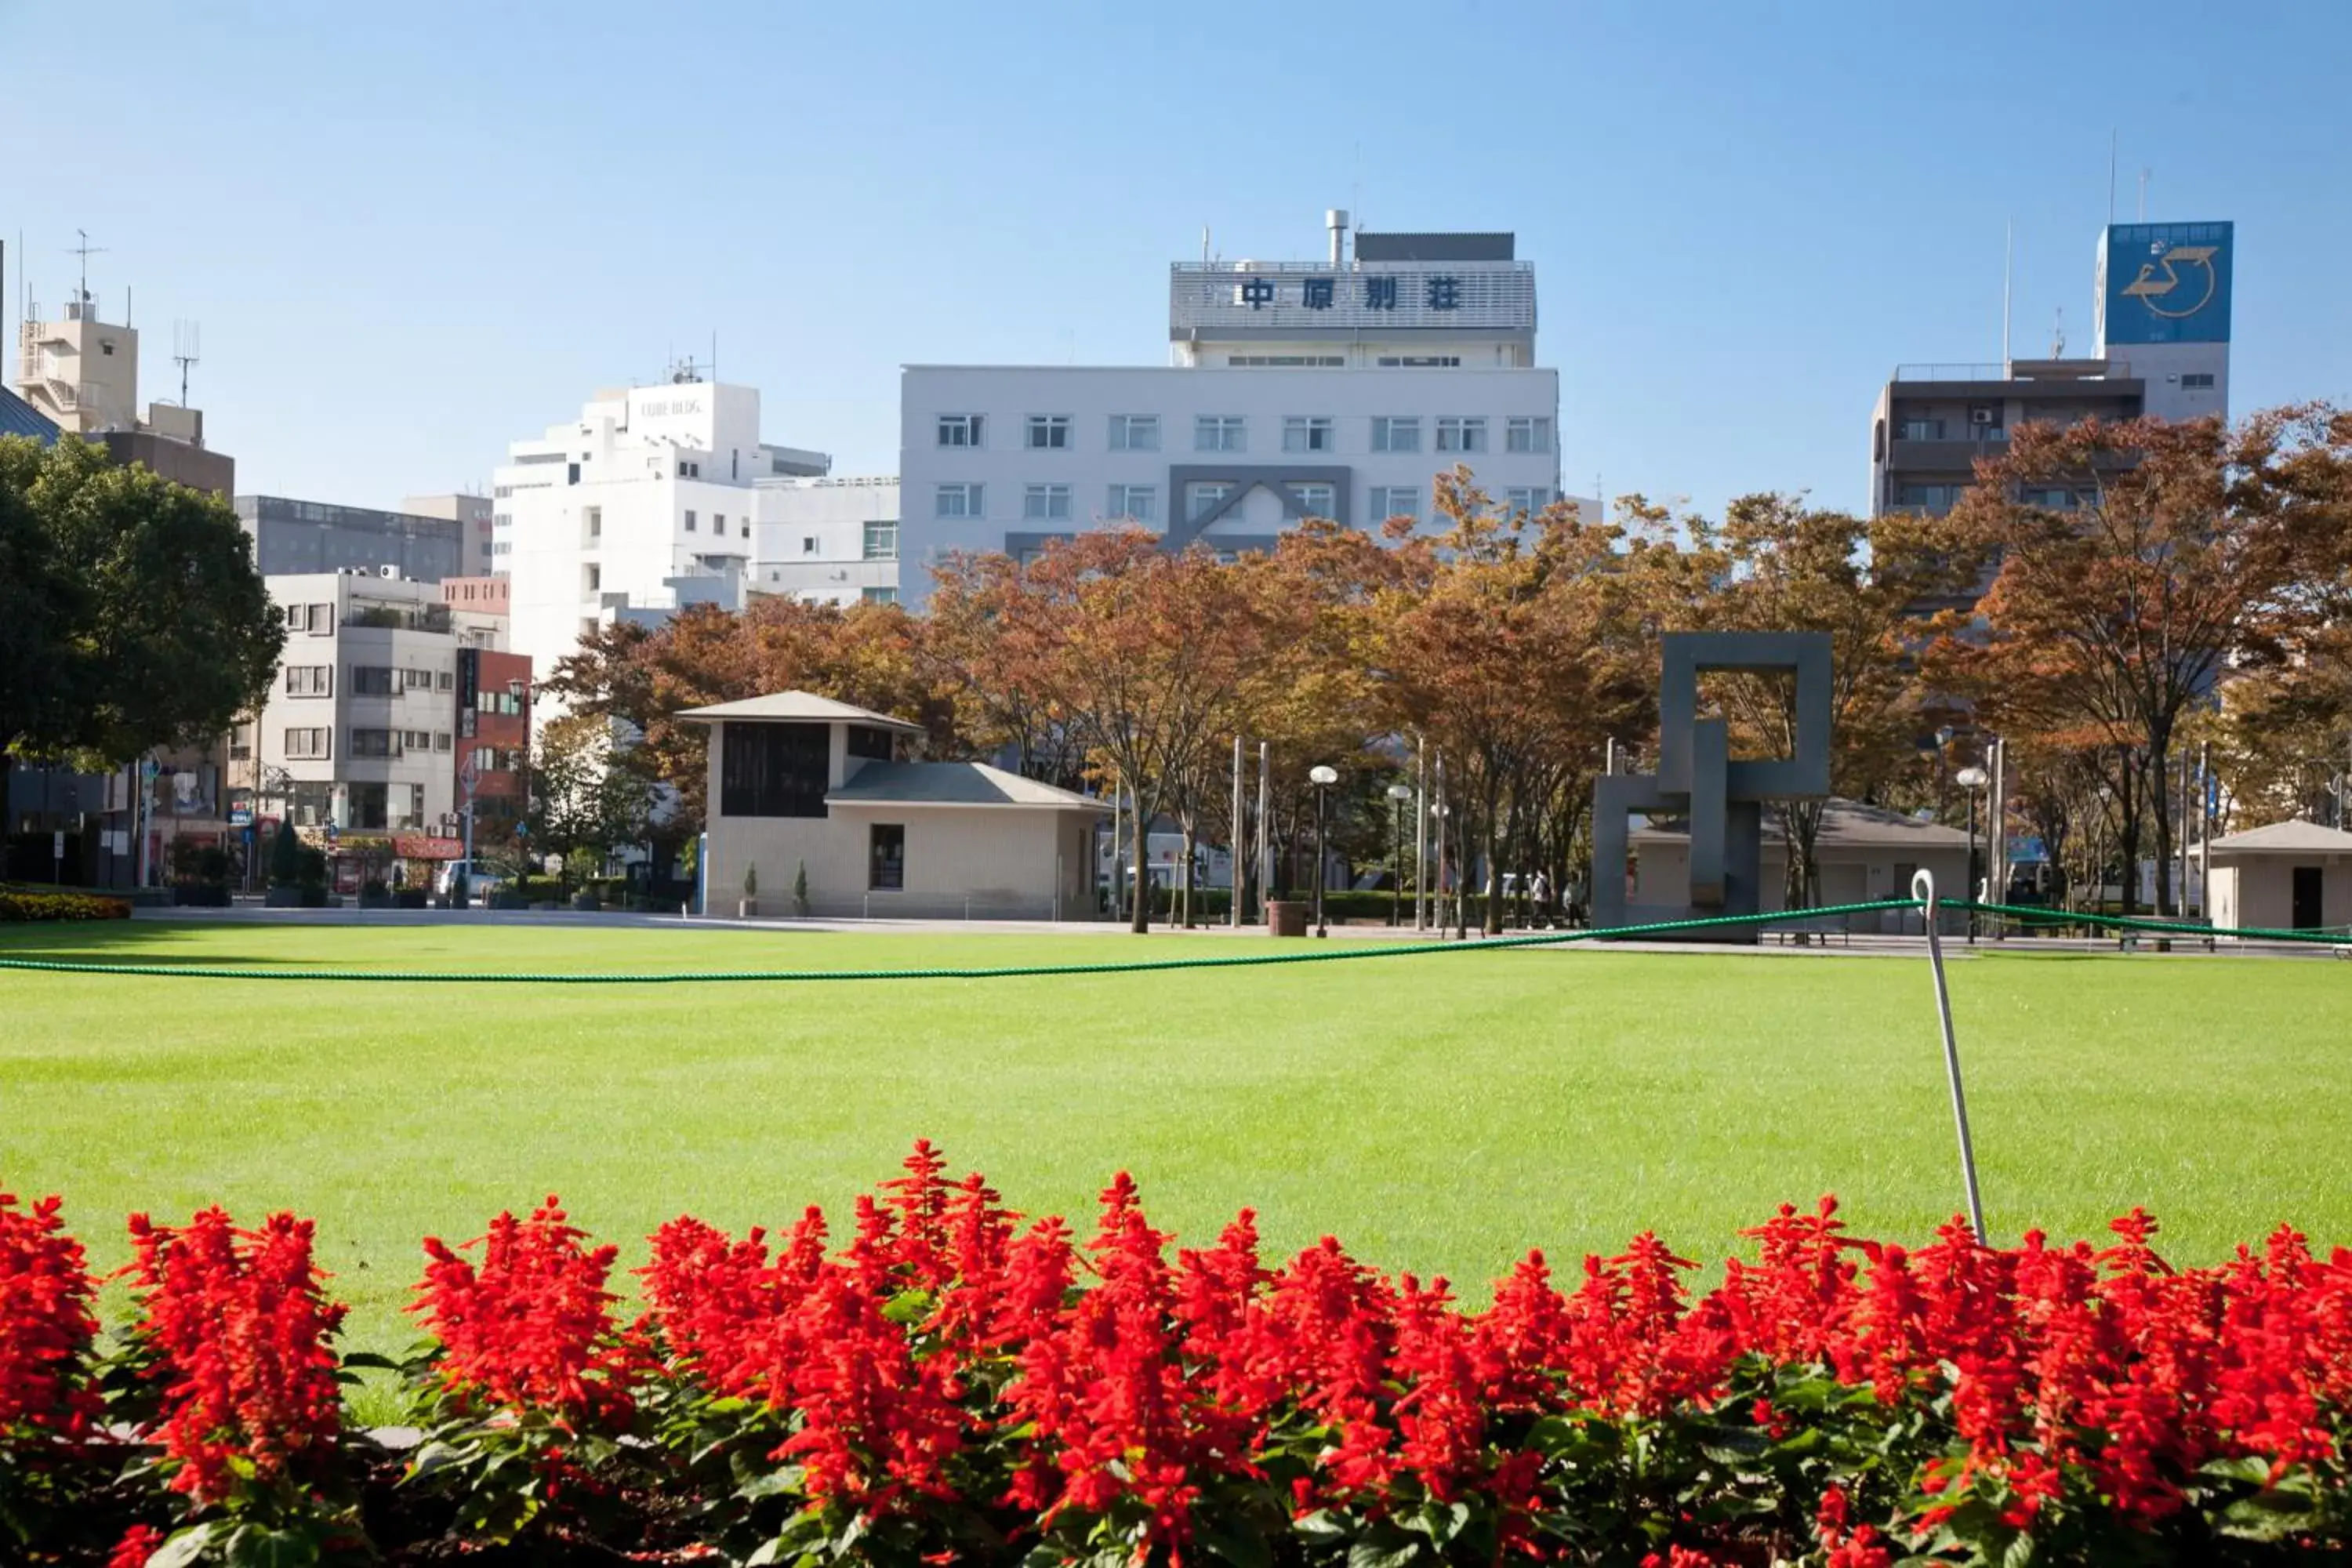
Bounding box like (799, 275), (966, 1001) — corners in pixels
(68, 229), (107, 309)
(172, 319), (201, 405)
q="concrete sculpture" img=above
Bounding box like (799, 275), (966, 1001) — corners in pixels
(1592, 631), (1832, 942)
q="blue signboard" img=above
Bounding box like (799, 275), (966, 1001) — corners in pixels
(2101, 221), (2232, 345)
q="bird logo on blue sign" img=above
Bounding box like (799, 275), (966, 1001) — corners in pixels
(2122, 241), (2221, 320)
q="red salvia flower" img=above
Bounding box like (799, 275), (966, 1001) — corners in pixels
(125, 1207), (347, 1506)
(0, 1190), (99, 1439)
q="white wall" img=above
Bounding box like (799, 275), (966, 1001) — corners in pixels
(899, 365), (1563, 605)
(752, 477), (900, 606)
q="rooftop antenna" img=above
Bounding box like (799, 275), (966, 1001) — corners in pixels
(171, 319), (201, 405)
(68, 228), (106, 309)
(710, 328), (717, 384)
(1201, 226), (1210, 267)
(2051, 307), (2066, 359)
(2107, 129), (2118, 224)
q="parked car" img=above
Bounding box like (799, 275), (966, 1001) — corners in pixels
(433, 859), (510, 898)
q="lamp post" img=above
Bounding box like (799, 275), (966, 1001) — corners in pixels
(1956, 764), (1989, 945)
(1308, 764), (1338, 938)
(1431, 800), (1452, 938)
(1386, 782), (1412, 927)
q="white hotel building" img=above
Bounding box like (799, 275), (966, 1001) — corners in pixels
(493, 379), (830, 696)
(899, 215), (1577, 604)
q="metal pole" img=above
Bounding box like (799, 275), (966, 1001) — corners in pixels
(1913, 869), (1987, 1240)
(2198, 739), (2212, 929)
(1230, 735), (1243, 928)
(2179, 747), (2192, 921)
(1434, 755), (1449, 939)
(1987, 738), (2005, 939)
(1313, 787), (1328, 938)
(1391, 793), (1403, 927)
(1414, 736), (1428, 931)
(1965, 789), (1977, 946)
(1257, 742), (1271, 914)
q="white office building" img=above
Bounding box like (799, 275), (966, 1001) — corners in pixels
(751, 476), (901, 606)
(493, 376), (829, 701)
(899, 214), (1578, 605)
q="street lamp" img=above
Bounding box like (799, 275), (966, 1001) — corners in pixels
(1308, 764), (1338, 938)
(1385, 782), (1412, 927)
(1956, 764), (1990, 945)
(1430, 800), (1452, 938)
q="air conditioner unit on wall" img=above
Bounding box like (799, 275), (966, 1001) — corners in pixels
(1969, 408), (1996, 426)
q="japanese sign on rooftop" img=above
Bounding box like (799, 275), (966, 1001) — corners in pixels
(1169, 261), (1535, 337)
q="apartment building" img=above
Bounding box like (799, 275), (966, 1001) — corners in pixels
(405, 492), (497, 576)
(751, 476), (901, 606)
(899, 213), (1583, 607)
(1869, 220), (2233, 521)
(493, 376), (830, 706)
(240, 572), (470, 834)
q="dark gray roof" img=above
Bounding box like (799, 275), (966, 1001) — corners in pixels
(0, 387), (60, 445)
(2207, 818), (2352, 855)
(1352, 232), (1515, 263)
(1632, 797), (1970, 850)
(826, 760), (1106, 811)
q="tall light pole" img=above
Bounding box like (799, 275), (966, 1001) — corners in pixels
(1309, 764), (1338, 938)
(1386, 781), (1411, 927)
(1956, 764), (1989, 945)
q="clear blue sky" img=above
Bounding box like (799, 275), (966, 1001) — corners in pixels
(5, 2), (2347, 521)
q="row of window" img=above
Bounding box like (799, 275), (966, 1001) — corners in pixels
(938, 482), (1557, 524)
(1890, 482), (2086, 512)
(283, 663), (455, 698)
(284, 727), (466, 760)
(938, 413), (1552, 456)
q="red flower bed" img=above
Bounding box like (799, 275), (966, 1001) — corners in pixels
(3, 1151), (2348, 1566)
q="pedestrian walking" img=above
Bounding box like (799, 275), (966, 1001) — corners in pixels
(1530, 869), (1551, 927)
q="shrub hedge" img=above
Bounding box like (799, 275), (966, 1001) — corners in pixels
(0, 887), (132, 922)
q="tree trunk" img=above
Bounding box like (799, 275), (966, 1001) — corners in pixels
(2149, 733), (2176, 917)
(1178, 823), (1194, 928)
(1128, 791), (1150, 935)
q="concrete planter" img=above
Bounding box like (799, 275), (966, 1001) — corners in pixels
(1265, 899), (1311, 938)
(264, 885), (305, 909)
(358, 891), (394, 910)
(571, 892), (601, 913)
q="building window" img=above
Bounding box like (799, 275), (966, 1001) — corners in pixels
(684, 510), (697, 532)
(862, 586), (899, 605)
(2022, 487), (2080, 510)
(1106, 485), (1156, 522)
(804, 535), (820, 554)
(1108, 414), (1159, 451)
(1187, 482), (1232, 521)
(350, 666), (395, 696)
(1505, 416), (1552, 453)
(437, 670), (453, 690)
(1893, 481), (1964, 510)
(720, 720), (829, 818)
(1370, 416), (1421, 453)
(1436, 416), (1487, 453)
(1024, 484), (1073, 521)
(1288, 483), (1337, 518)
(1228, 355), (1345, 367)
(935, 483), (982, 518)
(285, 665), (332, 697)
(1504, 487), (1552, 514)
(713, 513), (725, 534)
(1283, 416), (1334, 453)
(862, 521), (898, 560)
(1897, 418), (1946, 441)
(585, 563), (601, 593)
(349, 728), (396, 757)
(1375, 355), (1461, 368)
(435, 732), (452, 752)
(869, 823), (906, 891)
(1370, 487), (1421, 524)
(937, 414), (984, 447)
(284, 727), (332, 760)
(742, 520), (751, 537)
(1195, 416), (1246, 452)
(1025, 415), (1071, 449)
(583, 506), (601, 540)
(2181, 372), (2216, 390)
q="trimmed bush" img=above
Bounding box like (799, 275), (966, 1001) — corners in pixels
(0, 888), (132, 922)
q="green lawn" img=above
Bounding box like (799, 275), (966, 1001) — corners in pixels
(4, 919), (2348, 1356)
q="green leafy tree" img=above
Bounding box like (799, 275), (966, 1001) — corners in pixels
(269, 818), (303, 888)
(1, 436), (283, 765)
(526, 713), (657, 890)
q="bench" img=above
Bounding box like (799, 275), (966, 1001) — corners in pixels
(1769, 913), (1854, 947)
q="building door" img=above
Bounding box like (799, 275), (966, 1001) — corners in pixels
(2291, 866), (2323, 931)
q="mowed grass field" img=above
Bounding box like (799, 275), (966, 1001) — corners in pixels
(4, 917), (2350, 1354)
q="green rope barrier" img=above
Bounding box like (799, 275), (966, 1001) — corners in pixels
(1949, 897), (2352, 947)
(0, 897), (1926, 985)
(0, 897), (2339, 986)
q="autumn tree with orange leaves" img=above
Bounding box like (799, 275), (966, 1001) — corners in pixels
(1934, 408), (2352, 915)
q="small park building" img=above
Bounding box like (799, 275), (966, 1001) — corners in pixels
(681, 692), (1105, 920)
(2204, 818), (2352, 935)
(1630, 798), (1972, 935)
